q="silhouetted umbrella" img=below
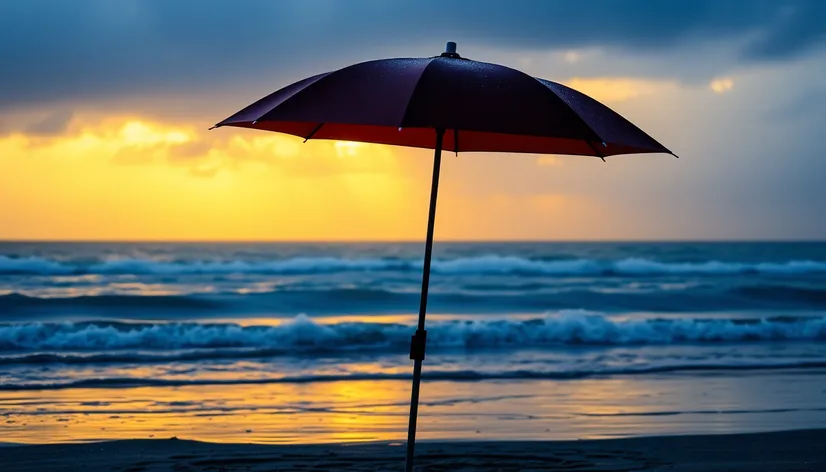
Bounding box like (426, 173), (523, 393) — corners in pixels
(213, 42), (675, 472)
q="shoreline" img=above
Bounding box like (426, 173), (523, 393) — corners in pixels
(2, 429), (824, 471)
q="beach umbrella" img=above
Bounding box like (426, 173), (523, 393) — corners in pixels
(212, 42), (676, 472)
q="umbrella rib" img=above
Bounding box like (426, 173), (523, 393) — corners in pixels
(398, 58), (437, 135)
(534, 78), (611, 150)
(587, 141), (607, 162)
(303, 123), (324, 143)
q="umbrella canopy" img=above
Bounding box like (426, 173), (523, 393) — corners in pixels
(213, 42), (675, 472)
(214, 44), (674, 158)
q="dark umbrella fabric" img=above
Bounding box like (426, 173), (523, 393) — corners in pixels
(215, 55), (673, 158)
(214, 43), (675, 472)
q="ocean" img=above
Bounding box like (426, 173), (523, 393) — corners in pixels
(1, 241), (826, 444)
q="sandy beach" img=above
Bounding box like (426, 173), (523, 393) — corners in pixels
(2, 429), (824, 472)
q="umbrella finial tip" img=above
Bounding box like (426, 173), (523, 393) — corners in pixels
(445, 41), (457, 54)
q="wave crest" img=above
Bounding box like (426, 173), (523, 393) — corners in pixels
(3, 255), (826, 276)
(2, 312), (825, 353)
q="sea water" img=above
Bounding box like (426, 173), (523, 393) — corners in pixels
(1, 241), (825, 443)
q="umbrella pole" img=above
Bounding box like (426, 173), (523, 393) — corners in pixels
(405, 128), (445, 472)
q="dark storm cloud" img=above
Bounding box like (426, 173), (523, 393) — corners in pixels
(740, 1), (826, 60)
(0, 0), (824, 109)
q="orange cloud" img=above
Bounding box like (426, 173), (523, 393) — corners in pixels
(709, 77), (734, 94)
(536, 156), (563, 167)
(0, 113), (661, 241)
(563, 77), (677, 103)
(0, 116), (431, 240)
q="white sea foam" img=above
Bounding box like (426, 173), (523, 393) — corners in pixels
(3, 254), (826, 276)
(1, 312), (824, 352)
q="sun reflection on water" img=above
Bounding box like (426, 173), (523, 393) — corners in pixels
(3, 373), (826, 444)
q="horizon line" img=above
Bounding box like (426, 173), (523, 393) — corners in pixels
(1, 238), (825, 244)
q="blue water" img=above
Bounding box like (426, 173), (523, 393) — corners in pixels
(1, 241), (826, 442)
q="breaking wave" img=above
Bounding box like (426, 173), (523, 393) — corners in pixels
(2, 312), (825, 354)
(3, 255), (826, 276)
(4, 282), (826, 317)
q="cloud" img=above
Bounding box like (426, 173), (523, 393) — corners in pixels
(23, 110), (75, 135)
(709, 77), (735, 94)
(563, 78), (677, 102)
(536, 156), (563, 167)
(767, 87), (826, 122)
(108, 121), (194, 165)
(741, 0), (826, 61)
(0, 115), (434, 241)
(6, 115), (424, 180)
(563, 51), (582, 63)
(1, 0), (825, 109)
(167, 141), (215, 161)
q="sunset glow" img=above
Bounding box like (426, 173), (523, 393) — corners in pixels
(0, 113), (644, 241)
(1, 2), (823, 241)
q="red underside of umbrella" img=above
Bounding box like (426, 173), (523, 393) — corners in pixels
(225, 121), (663, 157)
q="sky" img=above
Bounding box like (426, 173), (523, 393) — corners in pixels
(1, 0), (825, 241)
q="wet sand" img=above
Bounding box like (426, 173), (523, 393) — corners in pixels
(1, 428), (824, 471)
